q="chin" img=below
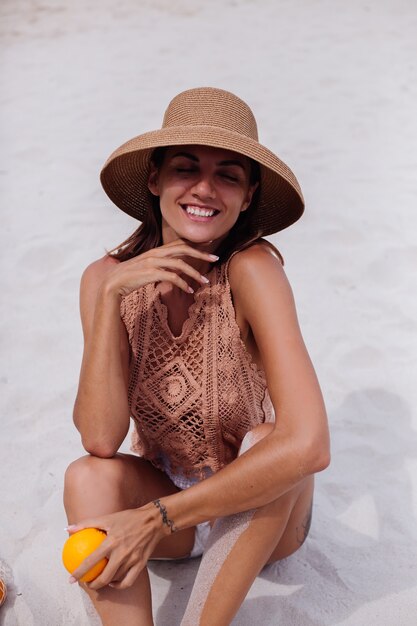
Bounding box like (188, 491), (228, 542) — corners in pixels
(184, 225), (230, 241)
(183, 237), (213, 246)
(177, 230), (216, 244)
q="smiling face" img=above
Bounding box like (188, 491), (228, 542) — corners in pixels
(147, 145), (258, 247)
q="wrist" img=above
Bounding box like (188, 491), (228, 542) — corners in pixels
(94, 280), (125, 312)
(98, 278), (122, 300)
(149, 498), (179, 537)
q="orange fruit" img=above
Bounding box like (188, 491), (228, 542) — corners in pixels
(0, 578), (7, 606)
(62, 528), (108, 582)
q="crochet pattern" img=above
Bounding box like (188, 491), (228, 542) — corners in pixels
(120, 250), (275, 480)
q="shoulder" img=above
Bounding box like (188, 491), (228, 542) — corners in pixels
(228, 239), (287, 293)
(228, 239), (295, 325)
(80, 253), (120, 292)
(79, 254), (121, 317)
(79, 254), (123, 340)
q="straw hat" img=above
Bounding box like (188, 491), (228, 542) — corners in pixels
(100, 87), (304, 236)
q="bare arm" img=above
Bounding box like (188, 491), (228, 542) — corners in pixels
(73, 240), (219, 457)
(73, 255), (130, 456)
(159, 243), (330, 528)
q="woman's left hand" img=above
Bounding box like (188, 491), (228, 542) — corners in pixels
(67, 503), (166, 590)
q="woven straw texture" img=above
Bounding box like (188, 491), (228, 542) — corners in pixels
(100, 87), (304, 236)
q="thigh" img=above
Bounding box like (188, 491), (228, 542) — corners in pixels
(265, 474), (315, 564)
(236, 424), (315, 565)
(64, 452), (197, 560)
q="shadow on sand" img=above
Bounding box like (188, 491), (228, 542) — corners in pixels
(149, 388), (417, 625)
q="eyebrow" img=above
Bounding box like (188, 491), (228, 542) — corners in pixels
(171, 151), (246, 171)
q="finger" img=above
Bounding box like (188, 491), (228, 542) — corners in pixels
(66, 518), (110, 535)
(86, 553), (129, 590)
(163, 237), (189, 247)
(86, 568), (116, 590)
(156, 258), (210, 285)
(154, 269), (197, 294)
(65, 515), (111, 533)
(157, 242), (219, 260)
(70, 542), (109, 583)
(108, 561), (144, 590)
(125, 245), (218, 273)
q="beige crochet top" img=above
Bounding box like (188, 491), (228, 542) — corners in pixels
(120, 249), (275, 480)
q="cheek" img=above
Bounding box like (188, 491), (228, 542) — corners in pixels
(158, 180), (185, 205)
(163, 173), (190, 191)
(224, 189), (249, 214)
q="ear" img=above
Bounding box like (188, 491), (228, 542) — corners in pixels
(147, 163), (160, 196)
(241, 181), (259, 212)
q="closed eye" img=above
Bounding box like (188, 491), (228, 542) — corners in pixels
(218, 171), (240, 183)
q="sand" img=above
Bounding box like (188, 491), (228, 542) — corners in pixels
(1, 0), (417, 624)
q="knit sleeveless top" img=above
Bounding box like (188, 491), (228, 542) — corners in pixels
(120, 248), (275, 480)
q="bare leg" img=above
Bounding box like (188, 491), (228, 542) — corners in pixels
(64, 453), (196, 626)
(181, 425), (314, 626)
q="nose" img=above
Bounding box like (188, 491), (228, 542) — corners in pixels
(191, 173), (216, 200)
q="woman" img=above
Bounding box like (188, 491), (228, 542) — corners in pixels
(64, 87), (330, 626)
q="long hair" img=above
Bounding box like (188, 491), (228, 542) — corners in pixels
(107, 148), (283, 265)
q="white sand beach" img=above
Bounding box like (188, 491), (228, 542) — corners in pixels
(1, 0), (417, 624)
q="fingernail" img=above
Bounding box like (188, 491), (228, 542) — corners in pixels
(209, 254), (219, 260)
(201, 275), (210, 283)
(188, 286), (194, 293)
(69, 576), (77, 584)
(65, 525), (76, 531)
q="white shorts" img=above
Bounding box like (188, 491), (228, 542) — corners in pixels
(189, 520), (212, 558)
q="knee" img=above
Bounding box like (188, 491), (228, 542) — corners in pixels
(238, 422), (275, 456)
(64, 454), (124, 499)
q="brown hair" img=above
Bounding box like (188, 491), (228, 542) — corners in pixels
(107, 148), (283, 266)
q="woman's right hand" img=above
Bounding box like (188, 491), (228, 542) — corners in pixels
(73, 238), (218, 455)
(101, 238), (219, 298)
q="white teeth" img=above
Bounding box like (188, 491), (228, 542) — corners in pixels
(185, 205), (216, 217)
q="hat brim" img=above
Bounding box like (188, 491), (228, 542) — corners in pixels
(100, 125), (304, 236)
